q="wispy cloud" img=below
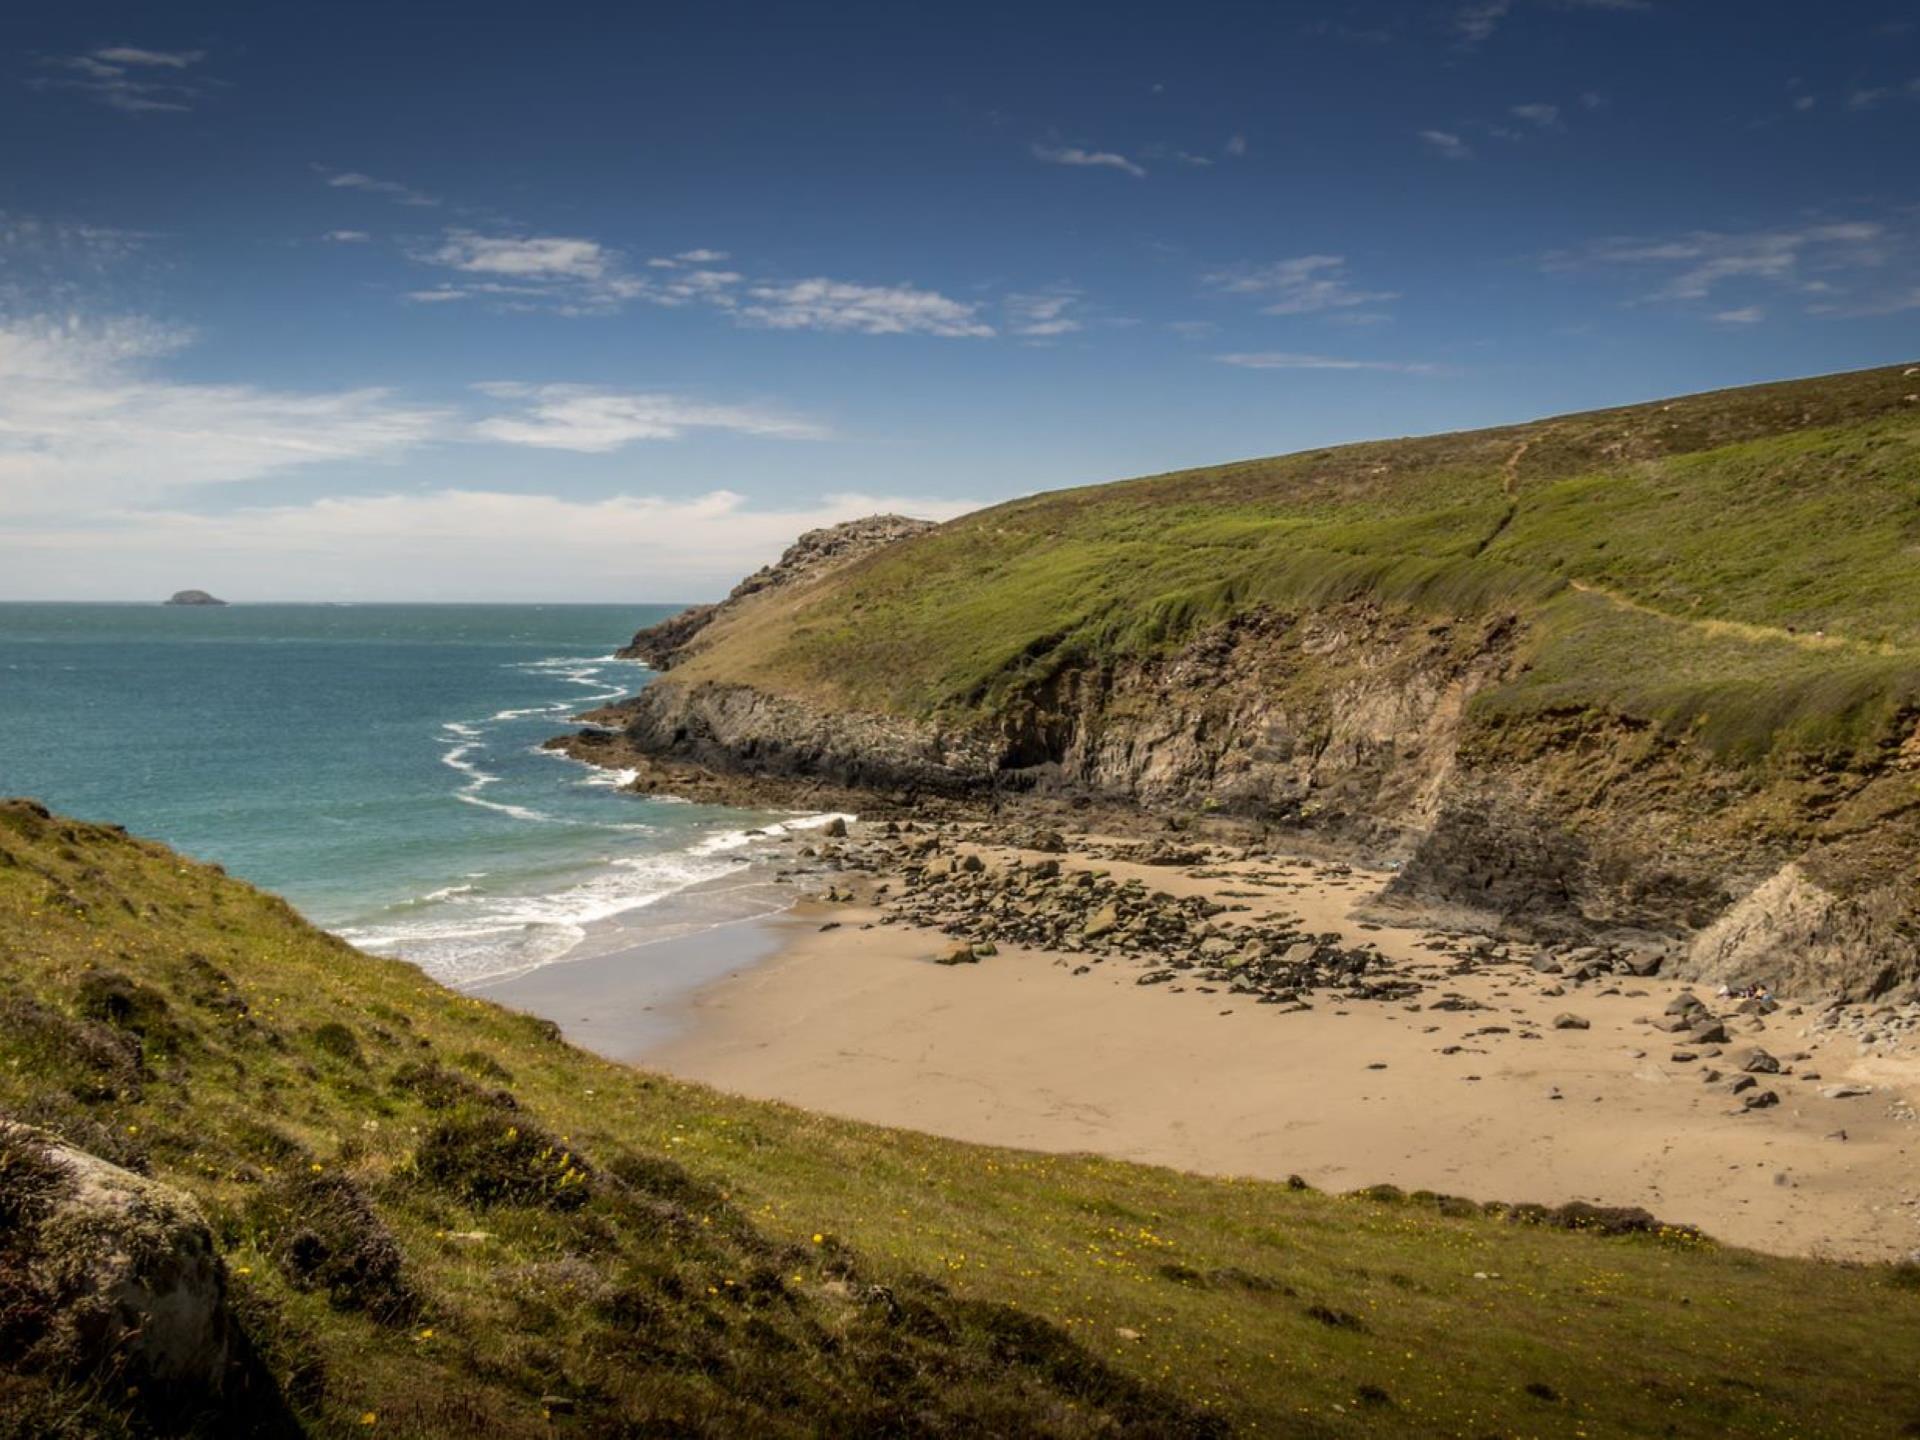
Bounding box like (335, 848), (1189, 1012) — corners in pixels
(1453, 1), (1513, 44)
(1031, 143), (1148, 179)
(1847, 81), (1920, 111)
(32, 45), (211, 114)
(1214, 351), (1437, 374)
(1510, 102), (1561, 128)
(738, 279), (995, 337)
(1004, 289), (1083, 337)
(1224, 133), (1249, 157)
(407, 227), (992, 336)
(316, 168), (440, 208)
(1454, 0), (1650, 47)
(431, 232), (610, 280)
(0, 213), (151, 271)
(0, 315), (444, 516)
(1203, 255), (1398, 316)
(470, 382), (826, 450)
(1545, 220), (1892, 306)
(1418, 129), (1474, 160)
(1712, 306), (1765, 325)
(322, 229), (371, 243)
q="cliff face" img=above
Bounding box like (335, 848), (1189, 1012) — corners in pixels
(588, 366), (1920, 999)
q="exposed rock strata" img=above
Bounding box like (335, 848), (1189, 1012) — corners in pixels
(579, 562), (1920, 1001)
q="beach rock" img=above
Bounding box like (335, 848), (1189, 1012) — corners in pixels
(935, 945), (979, 966)
(1821, 1084), (1873, 1099)
(1735, 1047), (1781, 1074)
(1552, 1013), (1590, 1030)
(822, 817), (848, 839)
(1687, 1020), (1730, 1045)
(1741, 1089), (1780, 1110)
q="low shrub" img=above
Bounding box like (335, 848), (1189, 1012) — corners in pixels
(250, 1170), (415, 1322)
(411, 1110), (592, 1211)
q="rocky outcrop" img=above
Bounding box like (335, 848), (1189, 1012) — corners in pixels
(1686, 864), (1920, 1000)
(0, 1121), (270, 1425)
(593, 595), (1920, 999)
(620, 514), (937, 667)
(618, 678), (998, 796)
(163, 589), (226, 606)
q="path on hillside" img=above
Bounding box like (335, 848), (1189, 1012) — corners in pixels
(1564, 579), (1895, 656)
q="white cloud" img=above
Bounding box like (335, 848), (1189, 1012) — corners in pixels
(34, 46), (209, 113)
(738, 278), (994, 337)
(1203, 255), (1398, 316)
(0, 213), (150, 270)
(1, 489), (980, 601)
(318, 168), (440, 207)
(1214, 351), (1437, 374)
(0, 314), (444, 517)
(470, 383), (827, 450)
(1004, 290), (1083, 337)
(430, 231), (607, 279)
(92, 47), (204, 68)
(1454, 1), (1513, 42)
(1225, 133), (1249, 157)
(1031, 144), (1148, 179)
(1546, 220), (1892, 305)
(1418, 129), (1474, 160)
(1456, 0), (1649, 44)
(410, 229), (987, 336)
(322, 229), (371, 243)
(1712, 306), (1765, 324)
(1511, 102), (1561, 128)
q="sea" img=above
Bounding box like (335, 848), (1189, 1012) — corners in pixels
(0, 603), (835, 989)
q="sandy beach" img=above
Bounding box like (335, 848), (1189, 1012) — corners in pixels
(509, 823), (1920, 1260)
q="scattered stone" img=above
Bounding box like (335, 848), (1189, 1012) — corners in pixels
(1552, 1013), (1590, 1031)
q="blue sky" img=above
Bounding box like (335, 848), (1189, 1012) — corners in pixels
(2, 0), (1916, 600)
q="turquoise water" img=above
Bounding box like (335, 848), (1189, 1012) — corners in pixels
(0, 604), (822, 985)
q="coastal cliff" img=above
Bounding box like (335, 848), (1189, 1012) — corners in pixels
(578, 364), (1920, 999)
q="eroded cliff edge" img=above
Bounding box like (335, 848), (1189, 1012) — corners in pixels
(565, 366), (1920, 999)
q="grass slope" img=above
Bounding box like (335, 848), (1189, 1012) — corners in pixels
(674, 364), (1920, 770)
(3, 800), (1919, 1438)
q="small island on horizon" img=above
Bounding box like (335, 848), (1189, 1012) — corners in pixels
(163, 589), (227, 606)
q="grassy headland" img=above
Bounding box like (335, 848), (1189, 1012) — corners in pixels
(4, 799), (1919, 1437)
(669, 363), (1920, 770)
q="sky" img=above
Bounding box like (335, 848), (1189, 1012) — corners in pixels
(1, 0), (1916, 601)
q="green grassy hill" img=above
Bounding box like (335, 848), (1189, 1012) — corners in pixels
(605, 364), (1920, 995)
(672, 363), (1920, 768)
(4, 799), (1920, 1438)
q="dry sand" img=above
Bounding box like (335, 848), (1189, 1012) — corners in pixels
(619, 837), (1920, 1261)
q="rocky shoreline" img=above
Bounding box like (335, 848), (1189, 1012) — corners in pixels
(558, 500), (1920, 1004)
(627, 807), (1920, 1259)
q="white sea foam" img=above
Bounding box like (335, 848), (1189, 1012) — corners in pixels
(341, 843), (752, 986)
(577, 766), (641, 788)
(688, 811), (856, 856)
